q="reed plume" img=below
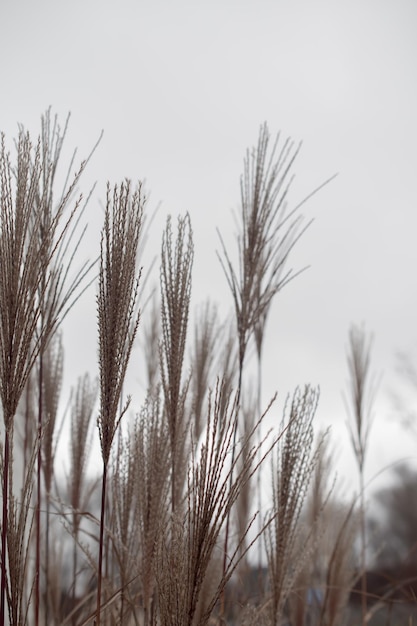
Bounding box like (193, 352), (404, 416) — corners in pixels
(265, 385), (319, 625)
(0, 129), (58, 624)
(134, 388), (170, 625)
(23, 109), (99, 626)
(217, 123), (315, 614)
(160, 213), (194, 513)
(218, 122), (309, 376)
(344, 323), (378, 626)
(96, 180), (144, 625)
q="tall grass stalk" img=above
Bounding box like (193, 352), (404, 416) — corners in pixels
(0, 129), (62, 625)
(160, 213), (193, 514)
(217, 122), (314, 613)
(26, 109), (99, 626)
(96, 180), (144, 625)
(344, 323), (378, 626)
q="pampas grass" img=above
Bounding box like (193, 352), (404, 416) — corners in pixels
(0, 134), (47, 624)
(160, 213), (194, 514)
(217, 124), (317, 614)
(217, 122), (309, 375)
(0, 119), (91, 623)
(0, 113), (366, 626)
(96, 180), (144, 625)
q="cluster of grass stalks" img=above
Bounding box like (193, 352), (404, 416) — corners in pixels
(0, 111), (376, 626)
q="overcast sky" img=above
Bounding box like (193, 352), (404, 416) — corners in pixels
(2, 0), (417, 496)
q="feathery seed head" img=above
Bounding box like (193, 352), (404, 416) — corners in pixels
(97, 180), (145, 466)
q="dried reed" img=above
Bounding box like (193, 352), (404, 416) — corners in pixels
(25, 109), (98, 626)
(217, 123), (314, 616)
(344, 323), (378, 626)
(160, 213), (194, 513)
(0, 112), (364, 626)
(265, 385), (319, 624)
(96, 180), (144, 625)
(0, 129), (59, 624)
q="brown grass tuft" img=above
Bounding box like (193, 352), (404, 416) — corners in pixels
(160, 212), (194, 513)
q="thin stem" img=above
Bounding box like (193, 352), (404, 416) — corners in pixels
(96, 463), (107, 626)
(72, 513), (78, 626)
(35, 352), (43, 626)
(45, 493), (50, 626)
(256, 343), (263, 597)
(360, 467), (367, 626)
(0, 427), (10, 625)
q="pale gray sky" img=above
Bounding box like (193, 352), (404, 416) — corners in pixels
(2, 0), (417, 494)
